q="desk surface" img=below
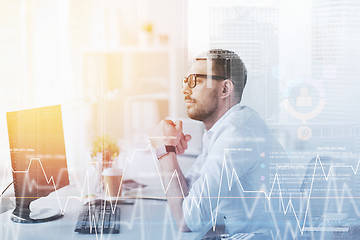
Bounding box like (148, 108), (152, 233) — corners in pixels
(0, 185), (202, 240)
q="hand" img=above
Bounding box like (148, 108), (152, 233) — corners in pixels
(163, 120), (191, 154)
(149, 120), (191, 154)
(149, 120), (181, 148)
(175, 132), (192, 155)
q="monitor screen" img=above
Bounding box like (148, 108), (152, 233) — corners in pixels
(7, 105), (69, 212)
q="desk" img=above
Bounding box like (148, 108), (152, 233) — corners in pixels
(0, 185), (203, 240)
(0, 148), (200, 240)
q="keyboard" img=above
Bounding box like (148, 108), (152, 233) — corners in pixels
(74, 199), (121, 234)
(229, 233), (255, 239)
(202, 233), (255, 240)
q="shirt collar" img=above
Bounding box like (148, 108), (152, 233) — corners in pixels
(205, 103), (244, 137)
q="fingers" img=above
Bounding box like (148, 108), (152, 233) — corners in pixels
(156, 120), (191, 154)
(175, 134), (185, 155)
(176, 144), (184, 155)
(176, 133), (192, 155)
(174, 120), (183, 130)
(180, 134), (187, 153)
(162, 119), (176, 128)
(184, 134), (192, 142)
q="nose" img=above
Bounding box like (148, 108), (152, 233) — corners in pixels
(182, 82), (192, 96)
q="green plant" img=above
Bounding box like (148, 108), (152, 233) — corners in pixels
(142, 23), (153, 33)
(91, 135), (120, 168)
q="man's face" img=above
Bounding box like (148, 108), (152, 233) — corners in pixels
(182, 60), (222, 122)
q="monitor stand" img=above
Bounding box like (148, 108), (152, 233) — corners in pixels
(11, 201), (63, 223)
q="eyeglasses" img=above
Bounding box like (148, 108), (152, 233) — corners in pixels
(182, 74), (227, 89)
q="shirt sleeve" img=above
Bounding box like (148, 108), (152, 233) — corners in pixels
(182, 127), (259, 231)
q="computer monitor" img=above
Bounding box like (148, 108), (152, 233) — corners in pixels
(7, 105), (69, 223)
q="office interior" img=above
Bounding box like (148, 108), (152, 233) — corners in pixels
(1, 0), (360, 239)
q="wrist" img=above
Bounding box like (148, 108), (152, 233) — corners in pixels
(155, 145), (176, 159)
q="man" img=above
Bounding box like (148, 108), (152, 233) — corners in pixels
(150, 49), (285, 234)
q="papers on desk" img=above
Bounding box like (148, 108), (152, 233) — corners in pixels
(124, 187), (166, 201)
(82, 179), (149, 204)
(121, 177), (167, 201)
(124, 186), (167, 201)
(122, 179), (147, 191)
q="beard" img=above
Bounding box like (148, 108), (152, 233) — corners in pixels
(186, 90), (219, 122)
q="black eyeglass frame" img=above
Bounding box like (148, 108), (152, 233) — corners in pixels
(182, 74), (227, 89)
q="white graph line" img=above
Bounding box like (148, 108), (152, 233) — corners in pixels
(2, 147), (360, 239)
(153, 151), (360, 235)
(1, 158), (63, 213)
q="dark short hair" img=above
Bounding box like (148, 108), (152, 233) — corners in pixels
(196, 49), (247, 102)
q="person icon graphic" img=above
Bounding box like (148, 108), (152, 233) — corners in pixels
(296, 87), (312, 107)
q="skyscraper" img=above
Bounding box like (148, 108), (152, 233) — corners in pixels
(312, 0), (360, 204)
(209, 6), (279, 122)
(312, 0), (360, 123)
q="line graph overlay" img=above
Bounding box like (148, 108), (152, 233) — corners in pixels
(2, 147), (360, 239)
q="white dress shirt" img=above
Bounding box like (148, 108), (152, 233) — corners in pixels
(183, 104), (285, 234)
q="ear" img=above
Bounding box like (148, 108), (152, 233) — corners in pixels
(220, 80), (234, 99)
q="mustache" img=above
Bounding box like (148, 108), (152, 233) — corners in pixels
(185, 96), (195, 102)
